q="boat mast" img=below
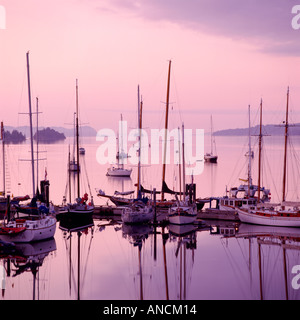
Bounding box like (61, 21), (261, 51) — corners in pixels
(178, 127), (182, 201)
(210, 115), (213, 155)
(257, 99), (263, 202)
(247, 105), (252, 196)
(68, 145), (72, 203)
(161, 60), (171, 201)
(282, 86), (289, 205)
(137, 98), (143, 197)
(76, 79), (80, 198)
(1, 122), (5, 197)
(119, 113), (123, 169)
(26, 52), (36, 197)
(182, 123), (186, 199)
(36, 97), (39, 191)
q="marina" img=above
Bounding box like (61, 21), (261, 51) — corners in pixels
(0, 130), (299, 300)
(1, 1), (300, 302)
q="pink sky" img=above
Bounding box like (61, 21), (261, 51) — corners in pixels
(1, 0), (300, 133)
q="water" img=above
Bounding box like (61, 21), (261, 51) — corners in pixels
(0, 134), (300, 300)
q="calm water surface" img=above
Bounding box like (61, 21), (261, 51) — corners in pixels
(1, 134), (300, 300)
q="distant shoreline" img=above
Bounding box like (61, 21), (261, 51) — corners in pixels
(4, 125), (97, 138)
(214, 123), (300, 136)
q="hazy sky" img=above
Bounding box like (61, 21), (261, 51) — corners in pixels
(1, 0), (300, 133)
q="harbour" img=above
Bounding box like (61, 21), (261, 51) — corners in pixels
(1, 1), (300, 302)
(0, 131), (299, 300)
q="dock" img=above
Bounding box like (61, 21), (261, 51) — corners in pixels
(197, 208), (240, 221)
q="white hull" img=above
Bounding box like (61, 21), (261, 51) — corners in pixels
(107, 167), (132, 177)
(122, 203), (153, 224)
(168, 223), (197, 236)
(237, 208), (300, 227)
(218, 204), (237, 212)
(237, 223), (300, 238)
(122, 210), (153, 224)
(0, 216), (57, 243)
(66, 202), (94, 214)
(168, 205), (197, 225)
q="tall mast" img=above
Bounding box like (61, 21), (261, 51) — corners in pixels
(210, 115), (213, 154)
(137, 98), (143, 197)
(1, 122), (5, 197)
(257, 99), (263, 202)
(36, 97), (39, 191)
(178, 127), (182, 201)
(282, 86), (289, 204)
(161, 60), (171, 201)
(119, 113), (123, 169)
(26, 52), (35, 197)
(247, 105), (252, 196)
(182, 123), (186, 199)
(76, 79), (80, 198)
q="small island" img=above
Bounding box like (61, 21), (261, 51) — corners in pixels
(4, 130), (26, 144)
(33, 127), (66, 143)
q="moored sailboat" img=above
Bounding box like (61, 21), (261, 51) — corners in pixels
(0, 52), (56, 243)
(59, 79), (94, 219)
(168, 124), (197, 225)
(107, 114), (132, 177)
(204, 115), (218, 163)
(121, 91), (153, 224)
(237, 88), (300, 227)
(216, 104), (270, 213)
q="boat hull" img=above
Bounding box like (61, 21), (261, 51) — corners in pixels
(204, 155), (218, 163)
(168, 205), (197, 225)
(122, 211), (153, 224)
(0, 216), (57, 243)
(107, 168), (132, 177)
(237, 208), (300, 227)
(122, 203), (153, 224)
(59, 211), (94, 232)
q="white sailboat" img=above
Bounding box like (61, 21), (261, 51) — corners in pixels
(204, 115), (218, 163)
(168, 124), (197, 225)
(121, 88), (153, 224)
(237, 88), (300, 227)
(0, 52), (56, 243)
(107, 114), (132, 177)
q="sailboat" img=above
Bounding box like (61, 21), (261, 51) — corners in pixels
(0, 52), (56, 243)
(168, 124), (197, 225)
(107, 114), (132, 177)
(217, 104), (270, 213)
(121, 92), (154, 224)
(204, 115), (218, 163)
(237, 88), (300, 227)
(60, 79), (94, 219)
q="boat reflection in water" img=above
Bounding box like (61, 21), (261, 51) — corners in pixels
(168, 224), (197, 300)
(59, 217), (94, 300)
(122, 223), (153, 300)
(215, 221), (300, 300)
(0, 238), (56, 300)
